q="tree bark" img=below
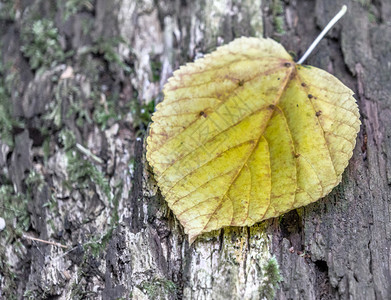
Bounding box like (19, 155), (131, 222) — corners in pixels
(0, 0), (390, 299)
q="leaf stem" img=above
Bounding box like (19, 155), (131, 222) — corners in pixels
(297, 5), (347, 64)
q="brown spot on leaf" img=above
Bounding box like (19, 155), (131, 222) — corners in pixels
(268, 104), (275, 110)
(199, 111), (207, 117)
(308, 94), (313, 99)
(316, 111), (322, 117)
(284, 62), (292, 67)
(301, 82), (307, 87)
(238, 80), (244, 86)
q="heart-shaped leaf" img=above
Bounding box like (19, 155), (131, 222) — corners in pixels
(147, 37), (360, 242)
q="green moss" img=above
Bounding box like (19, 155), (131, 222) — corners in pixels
(90, 37), (131, 72)
(367, 4), (380, 24)
(23, 289), (40, 300)
(42, 136), (51, 163)
(0, 0), (16, 20)
(60, 129), (123, 257)
(288, 50), (297, 61)
(274, 16), (285, 35)
(93, 93), (122, 130)
(0, 51), (23, 147)
(0, 260), (17, 300)
(67, 153), (111, 199)
(21, 19), (70, 71)
(63, 0), (93, 21)
(272, 0), (285, 35)
(43, 194), (59, 213)
(83, 184), (121, 257)
(81, 18), (94, 36)
(150, 59), (162, 83)
(70, 271), (98, 300)
(25, 170), (45, 193)
(0, 184), (30, 297)
(139, 278), (177, 299)
(354, 0), (371, 8)
(0, 185), (30, 238)
(273, 0), (283, 15)
(131, 99), (155, 137)
(59, 128), (76, 150)
(0, 84), (15, 146)
(59, 129), (111, 201)
(259, 257), (283, 299)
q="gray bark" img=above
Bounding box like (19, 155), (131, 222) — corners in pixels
(0, 0), (390, 299)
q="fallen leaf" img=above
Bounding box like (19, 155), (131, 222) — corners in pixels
(146, 37), (360, 242)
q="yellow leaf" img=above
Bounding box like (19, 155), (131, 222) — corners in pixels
(146, 37), (360, 242)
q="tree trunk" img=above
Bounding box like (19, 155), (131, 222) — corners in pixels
(1, 0), (390, 299)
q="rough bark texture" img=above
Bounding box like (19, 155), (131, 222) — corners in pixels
(0, 0), (390, 299)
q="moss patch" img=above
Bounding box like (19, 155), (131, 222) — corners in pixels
(259, 256), (283, 299)
(139, 278), (177, 299)
(21, 19), (70, 71)
(272, 0), (285, 35)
